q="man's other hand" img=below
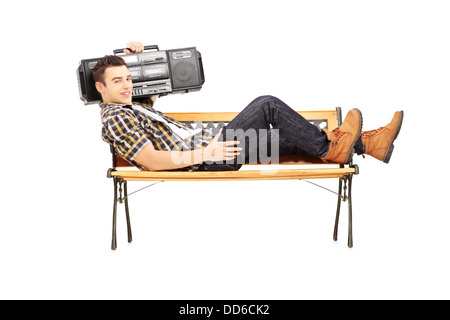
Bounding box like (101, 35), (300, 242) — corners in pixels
(203, 130), (242, 163)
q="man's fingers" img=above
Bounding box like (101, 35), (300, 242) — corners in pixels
(204, 133), (243, 162)
(224, 140), (240, 146)
(124, 41), (144, 54)
(225, 144), (242, 151)
(223, 145), (241, 157)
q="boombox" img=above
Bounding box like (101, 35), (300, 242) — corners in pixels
(77, 45), (205, 105)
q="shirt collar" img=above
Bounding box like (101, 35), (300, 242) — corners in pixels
(99, 102), (134, 110)
(99, 101), (153, 110)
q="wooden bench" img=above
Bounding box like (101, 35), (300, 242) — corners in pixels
(107, 107), (359, 250)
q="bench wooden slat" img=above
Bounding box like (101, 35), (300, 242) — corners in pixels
(111, 168), (355, 181)
(164, 110), (338, 124)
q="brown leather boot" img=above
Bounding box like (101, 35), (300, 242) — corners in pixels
(321, 108), (362, 164)
(361, 111), (403, 163)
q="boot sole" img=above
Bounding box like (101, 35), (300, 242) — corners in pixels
(383, 110), (404, 164)
(344, 108), (363, 164)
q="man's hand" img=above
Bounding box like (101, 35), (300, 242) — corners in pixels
(203, 130), (243, 163)
(134, 130), (242, 171)
(123, 42), (157, 107)
(123, 41), (144, 54)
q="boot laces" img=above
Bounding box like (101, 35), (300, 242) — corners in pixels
(362, 127), (384, 138)
(331, 127), (344, 140)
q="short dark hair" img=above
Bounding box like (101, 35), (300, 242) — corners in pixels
(93, 55), (128, 85)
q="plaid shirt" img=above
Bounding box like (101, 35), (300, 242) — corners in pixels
(100, 99), (214, 171)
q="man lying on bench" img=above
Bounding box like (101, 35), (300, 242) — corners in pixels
(95, 41), (403, 171)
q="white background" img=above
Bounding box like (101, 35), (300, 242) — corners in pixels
(1, 0), (449, 299)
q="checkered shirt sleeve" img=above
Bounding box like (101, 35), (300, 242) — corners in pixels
(101, 109), (151, 163)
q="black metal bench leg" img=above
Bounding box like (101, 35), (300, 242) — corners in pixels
(124, 181), (132, 243)
(111, 177), (119, 250)
(347, 174), (354, 248)
(333, 178), (343, 241)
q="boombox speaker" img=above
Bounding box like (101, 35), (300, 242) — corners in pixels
(77, 45), (205, 105)
(168, 49), (203, 89)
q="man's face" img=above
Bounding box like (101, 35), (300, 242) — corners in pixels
(96, 65), (133, 104)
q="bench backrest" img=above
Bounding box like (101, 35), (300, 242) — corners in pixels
(112, 108), (342, 168)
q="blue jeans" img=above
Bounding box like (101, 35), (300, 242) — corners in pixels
(197, 95), (364, 171)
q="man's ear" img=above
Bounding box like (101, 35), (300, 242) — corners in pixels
(95, 81), (105, 94)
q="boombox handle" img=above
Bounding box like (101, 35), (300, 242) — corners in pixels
(113, 45), (160, 55)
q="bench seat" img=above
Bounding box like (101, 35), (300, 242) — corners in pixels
(110, 167), (355, 181)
